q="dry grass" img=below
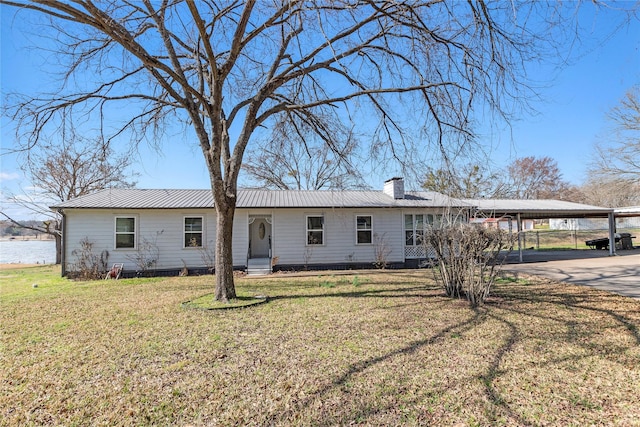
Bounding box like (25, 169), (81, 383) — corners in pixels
(1, 267), (639, 426)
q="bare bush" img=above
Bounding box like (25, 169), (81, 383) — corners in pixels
(70, 237), (109, 280)
(373, 233), (392, 269)
(424, 227), (465, 299)
(199, 241), (216, 274)
(424, 224), (514, 307)
(127, 231), (162, 274)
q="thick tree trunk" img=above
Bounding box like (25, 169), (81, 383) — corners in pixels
(214, 198), (237, 302)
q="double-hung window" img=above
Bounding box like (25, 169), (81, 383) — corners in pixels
(115, 217), (136, 249)
(356, 215), (372, 244)
(184, 217), (203, 247)
(306, 216), (324, 245)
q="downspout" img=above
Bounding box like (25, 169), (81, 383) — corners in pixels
(517, 213), (523, 263)
(57, 209), (67, 276)
(608, 212), (616, 256)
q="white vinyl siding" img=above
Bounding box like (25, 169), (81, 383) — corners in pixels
(64, 210), (216, 271)
(63, 207), (424, 271)
(270, 209), (404, 266)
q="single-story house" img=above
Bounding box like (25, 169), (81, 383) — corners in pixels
(51, 178), (618, 276)
(52, 178), (473, 276)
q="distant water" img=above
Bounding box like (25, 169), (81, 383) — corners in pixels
(0, 240), (56, 264)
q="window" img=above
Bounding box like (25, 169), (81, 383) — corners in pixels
(306, 216), (324, 245)
(356, 215), (372, 244)
(184, 217), (203, 247)
(405, 214), (429, 246)
(115, 217), (136, 249)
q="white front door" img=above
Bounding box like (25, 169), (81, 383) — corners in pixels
(250, 217), (271, 258)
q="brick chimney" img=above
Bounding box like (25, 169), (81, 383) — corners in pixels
(384, 177), (404, 199)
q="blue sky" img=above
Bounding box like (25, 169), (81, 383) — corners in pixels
(1, 4), (639, 219)
(486, 17), (639, 179)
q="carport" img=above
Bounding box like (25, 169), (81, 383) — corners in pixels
(464, 199), (615, 262)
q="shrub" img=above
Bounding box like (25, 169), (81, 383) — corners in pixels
(127, 231), (162, 274)
(70, 237), (109, 280)
(373, 232), (392, 269)
(424, 223), (514, 307)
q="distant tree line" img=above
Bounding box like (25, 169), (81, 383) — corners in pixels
(1, 220), (53, 238)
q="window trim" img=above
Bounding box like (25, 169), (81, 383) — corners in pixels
(183, 216), (204, 248)
(404, 213), (434, 247)
(114, 216), (137, 250)
(355, 214), (373, 245)
(306, 215), (324, 246)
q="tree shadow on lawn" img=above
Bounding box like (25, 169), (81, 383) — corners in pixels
(263, 278), (640, 425)
(260, 302), (535, 426)
(478, 282), (640, 423)
(265, 285), (440, 303)
(496, 281), (640, 345)
(264, 310), (490, 426)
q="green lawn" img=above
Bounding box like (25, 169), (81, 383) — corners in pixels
(1, 266), (639, 426)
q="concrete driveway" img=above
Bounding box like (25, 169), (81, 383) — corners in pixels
(503, 249), (640, 299)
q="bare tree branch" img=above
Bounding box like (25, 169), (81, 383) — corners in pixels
(591, 85), (640, 183)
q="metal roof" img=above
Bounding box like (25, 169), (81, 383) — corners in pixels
(51, 189), (214, 209)
(465, 198), (613, 219)
(51, 189), (616, 219)
(52, 188), (470, 210)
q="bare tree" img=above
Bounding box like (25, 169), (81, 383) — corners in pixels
(578, 176), (640, 208)
(243, 116), (365, 190)
(1, 133), (136, 264)
(421, 163), (507, 199)
(505, 156), (576, 200)
(3, 1), (629, 301)
(591, 85), (640, 183)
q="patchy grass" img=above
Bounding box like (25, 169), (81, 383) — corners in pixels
(1, 266), (639, 426)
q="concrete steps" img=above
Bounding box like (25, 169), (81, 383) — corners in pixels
(247, 257), (272, 276)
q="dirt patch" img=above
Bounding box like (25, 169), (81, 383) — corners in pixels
(0, 263), (46, 270)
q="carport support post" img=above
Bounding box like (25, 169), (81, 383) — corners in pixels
(608, 212), (616, 256)
(517, 213), (523, 263)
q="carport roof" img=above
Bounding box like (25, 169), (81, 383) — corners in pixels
(464, 198), (613, 219)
